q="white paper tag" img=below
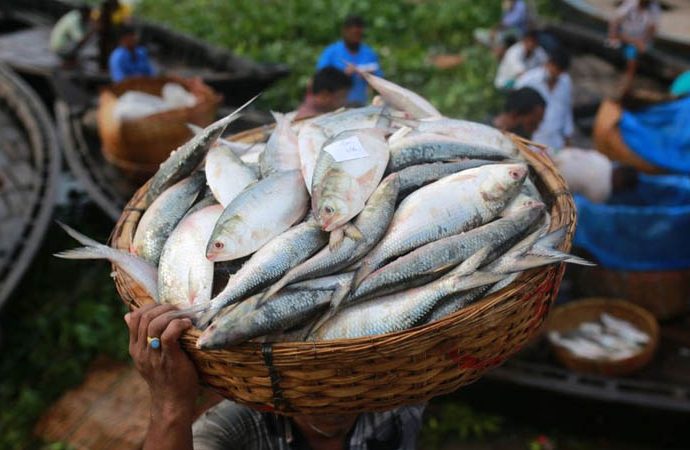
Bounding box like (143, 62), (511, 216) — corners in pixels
(324, 136), (369, 162)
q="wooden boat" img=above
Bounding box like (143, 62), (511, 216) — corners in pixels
(1, 0), (288, 220)
(0, 63), (61, 310)
(555, 0), (690, 63)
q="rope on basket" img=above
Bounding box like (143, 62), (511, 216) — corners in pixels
(262, 343), (289, 412)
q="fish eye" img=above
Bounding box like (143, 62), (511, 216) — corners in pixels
(323, 206), (334, 215)
(214, 241), (224, 250)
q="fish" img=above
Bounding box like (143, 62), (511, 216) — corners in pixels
(297, 121), (328, 193)
(54, 223), (158, 302)
(286, 272), (355, 291)
(600, 313), (650, 345)
(396, 160), (498, 196)
(158, 204), (223, 306)
(354, 163), (528, 287)
(425, 286), (491, 324)
(359, 71), (441, 119)
(311, 129), (390, 233)
(387, 133), (512, 172)
(205, 142), (258, 207)
(197, 289), (333, 349)
(196, 221), (328, 326)
(185, 191), (219, 217)
(132, 171), (206, 265)
(259, 111), (300, 177)
(146, 95), (258, 205)
(239, 143), (266, 166)
(395, 117), (519, 157)
(263, 173), (399, 299)
(206, 170), (309, 262)
(187, 123), (255, 156)
(312, 270), (505, 340)
(500, 193), (544, 218)
(351, 203), (543, 300)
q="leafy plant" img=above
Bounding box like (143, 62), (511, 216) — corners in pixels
(420, 401), (503, 449)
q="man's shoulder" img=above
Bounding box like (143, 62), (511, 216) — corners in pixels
(322, 41), (344, 54)
(110, 46), (126, 61)
(517, 66), (544, 85)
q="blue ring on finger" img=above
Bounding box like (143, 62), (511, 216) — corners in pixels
(147, 336), (161, 350)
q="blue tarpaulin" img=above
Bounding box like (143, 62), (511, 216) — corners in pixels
(619, 95), (690, 173)
(573, 174), (690, 271)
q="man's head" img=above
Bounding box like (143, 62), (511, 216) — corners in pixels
(342, 15), (365, 51)
(502, 87), (546, 138)
(311, 67), (353, 112)
(545, 47), (570, 81)
(522, 29), (539, 54)
(118, 24), (138, 50)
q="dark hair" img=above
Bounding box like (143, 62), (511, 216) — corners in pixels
(524, 29), (540, 41)
(547, 47), (571, 71)
(343, 15), (365, 28)
(312, 67), (353, 94)
(118, 24), (136, 39)
(505, 87), (546, 115)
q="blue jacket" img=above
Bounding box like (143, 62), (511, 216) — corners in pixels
(317, 40), (382, 105)
(109, 46), (155, 82)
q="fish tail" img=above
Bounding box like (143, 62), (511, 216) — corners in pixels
(329, 228), (345, 251)
(54, 247), (110, 260)
(352, 261), (375, 291)
(57, 222), (104, 248)
(448, 246), (492, 277)
(534, 226), (568, 250)
(527, 248), (595, 267)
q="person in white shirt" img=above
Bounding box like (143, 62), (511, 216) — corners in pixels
(515, 48), (574, 151)
(495, 30), (548, 90)
(607, 0), (660, 95)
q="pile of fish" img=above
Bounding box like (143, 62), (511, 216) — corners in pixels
(548, 313), (650, 361)
(57, 73), (592, 350)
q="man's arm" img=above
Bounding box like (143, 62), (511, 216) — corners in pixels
(109, 51), (125, 82)
(316, 46), (333, 70)
(125, 304), (199, 450)
(140, 48), (156, 76)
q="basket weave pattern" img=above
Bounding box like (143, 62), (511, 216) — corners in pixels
(97, 76), (222, 178)
(111, 134), (576, 414)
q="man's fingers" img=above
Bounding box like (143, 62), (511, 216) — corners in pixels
(161, 318), (193, 357)
(147, 307), (183, 342)
(137, 304), (177, 347)
(127, 303), (157, 347)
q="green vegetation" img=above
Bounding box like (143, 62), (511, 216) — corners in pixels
(0, 210), (128, 450)
(420, 402), (503, 449)
(138, 0), (509, 119)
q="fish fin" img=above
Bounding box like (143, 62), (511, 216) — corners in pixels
(526, 249), (595, 267)
(449, 246), (492, 277)
(54, 247), (107, 260)
(307, 283), (350, 336)
(388, 126), (413, 144)
(329, 228), (345, 251)
(343, 223), (363, 241)
(352, 260), (375, 291)
(186, 122), (204, 135)
(534, 226), (568, 251)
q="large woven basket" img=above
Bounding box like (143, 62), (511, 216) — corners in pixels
(97, 76), (222, 180)
(592, 99), (663, 175)
(111, 132), (576, 415)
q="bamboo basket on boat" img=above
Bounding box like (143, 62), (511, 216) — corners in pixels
(110, 133), (576, 415)
(545, 298), (659, 376)
(97, 76), (221, 181)
(592, 99), (663, 174)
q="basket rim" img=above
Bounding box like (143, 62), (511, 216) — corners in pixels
(110, 131), (576, 351)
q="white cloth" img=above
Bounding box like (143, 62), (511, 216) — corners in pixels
(113, 83), (197, 121)
(516, 66), (574, 150)
(554, 148), (613, 203)
(494, 41), (548, 89)
(615, 0), (661, 40)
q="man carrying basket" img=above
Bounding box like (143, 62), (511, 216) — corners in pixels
(125, 304), (424, 449)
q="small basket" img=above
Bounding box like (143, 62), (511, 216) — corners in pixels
(592, 99), (664, 175)
(97, 76), (222, 181)
(110, 132), (576, 415)
(544, 297), (659, 377)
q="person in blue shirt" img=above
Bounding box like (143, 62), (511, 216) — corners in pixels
(109, 25), (155, 83)
(316, 15), (383, 106)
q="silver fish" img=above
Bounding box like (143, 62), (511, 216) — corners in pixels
(198, 221), (328, 325)
(205, 142), (258, 207)
(354, 164), (527, 287)
(359, 72), (441, 119)
(388, 133), (511, 172)
(286, 272), (355, 291)
(260, 111), (300, 177)
(146, 95), (258, 205)
(396, 160), (498, 196)
(197, 289), (333, 349)
(158, 205), (223, 306)
(425, 286), (491, 324)
(263, 173), (399, 299)
(352, 203), (543, 300)
(206, 170), (309, 262)
(132, 171), (205, 265)
(55, 223), (158, 302)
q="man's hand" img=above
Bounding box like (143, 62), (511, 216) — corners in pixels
(125, 304), (198, 450)
(343, 62), (357, 76)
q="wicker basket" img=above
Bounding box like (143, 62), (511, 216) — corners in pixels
(544, 298), (659, 377)
(592, 99), (664, 175)
(576, 267), (690, 320)
(97, 76), (222, 180)
(110, 133), (576, 415)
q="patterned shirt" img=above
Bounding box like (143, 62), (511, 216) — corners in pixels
(192, 400), (425, 450)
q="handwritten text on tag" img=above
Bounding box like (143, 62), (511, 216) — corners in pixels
(324, 136), (369, 162)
